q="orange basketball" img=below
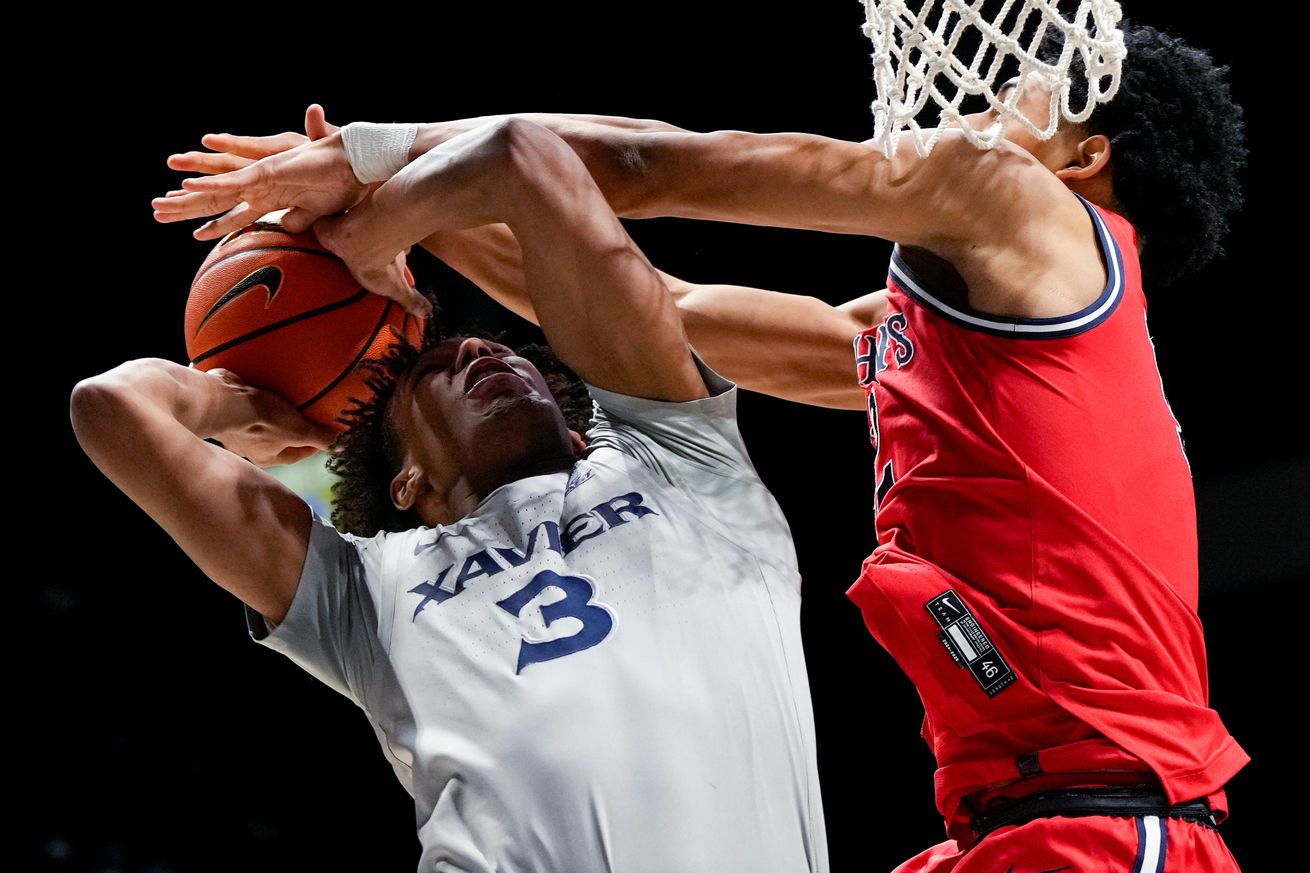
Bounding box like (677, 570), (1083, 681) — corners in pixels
(185, 219), (424, 431)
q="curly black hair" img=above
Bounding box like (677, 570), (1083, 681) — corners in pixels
(328, 319), (593, 537)
(1047, 22), (1246, 285)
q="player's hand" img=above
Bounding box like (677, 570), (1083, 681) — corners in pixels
(203, 368), (338, 467)
(314, 206), (433, 318)
(153, 104), (366, 240)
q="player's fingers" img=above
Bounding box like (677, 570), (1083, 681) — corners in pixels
(179, 166), (256, 192)
(167, 151), (252, 175)
(347, 257), (430, 318)
(151, 189), (226, 213)
(304, 104), (340, 140)
(200, 131), (308, 159)
(302, 423), (339, 451)
(280, 206), (320, 234)
(154, 209), (201, 224)
(194, 202), (257, 240)
(152, 192), (239, 225)
(206, 367), (245, 387)
(386, 282), (434, 319)
(269, 446), (310, 467)
(359, 251), (431, 318)
(268, 445), (306, 466)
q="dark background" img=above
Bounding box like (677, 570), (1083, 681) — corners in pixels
(33, 3), (1303, 871)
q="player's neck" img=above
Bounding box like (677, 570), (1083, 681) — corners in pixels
(434, 453), (579, 525)
(1065, 175), (1122, 225)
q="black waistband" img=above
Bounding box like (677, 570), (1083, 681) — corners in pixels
(972, 787), (1217, 840)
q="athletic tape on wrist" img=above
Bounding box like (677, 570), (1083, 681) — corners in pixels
(341, 122), (419, 184)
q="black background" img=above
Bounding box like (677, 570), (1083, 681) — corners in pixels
(33, 3), (1304, 871)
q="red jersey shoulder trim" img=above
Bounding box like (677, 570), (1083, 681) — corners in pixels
(888, 195), (1127, 339)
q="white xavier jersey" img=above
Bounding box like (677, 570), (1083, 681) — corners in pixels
(248, 362), (828, 873)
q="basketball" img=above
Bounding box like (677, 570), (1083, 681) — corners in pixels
(184, 218), (424, 431)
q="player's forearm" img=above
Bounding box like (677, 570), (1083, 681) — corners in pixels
(349, 119), (651, 270)
(416, 116), (931, 238)
(420, 224), (535, 321)
(72, 359), (261, 446)
(72, 360), (319, 623)
(339, 123), (536, 268)
(411, 114), (686, 216)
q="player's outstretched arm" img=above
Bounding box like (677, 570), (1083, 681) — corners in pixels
(155, 106), (998, 249)
(154, 107), (685, 242)
(157, 109), (877, 406)
(422, 222), (877, 410)
(70, 362), (335, 623)
(155, 109), (872, 406)
(314, 118), (708, 402)
(405, 116), (999, 245)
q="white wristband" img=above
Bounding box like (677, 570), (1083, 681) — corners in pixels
(340, 122), (420, 184)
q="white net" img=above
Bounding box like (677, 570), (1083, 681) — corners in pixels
(862, 0), (1126, 157)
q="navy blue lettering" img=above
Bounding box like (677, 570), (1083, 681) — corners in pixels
(876, 459), (896, 509)
(867, 390), (881, 453)
(455, 551), (504, 587)
(866, 313), (915, 377)
(561, 512), (605, 555)
(408, 567), (457, 618)
(409, 491), (660, 618)
(493, 520), (564, 568)
(854, 333), (876, 386)
(592, 492), (656, 529)
(886, 313), (915, 366)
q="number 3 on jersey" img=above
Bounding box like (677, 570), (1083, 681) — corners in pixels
(496, 571), (615, 674)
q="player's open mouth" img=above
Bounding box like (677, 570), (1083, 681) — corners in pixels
(463, 357), (524, 396)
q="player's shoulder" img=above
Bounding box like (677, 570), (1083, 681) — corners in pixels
(319, 513), (427, 572)
(585, 361), (762, 486)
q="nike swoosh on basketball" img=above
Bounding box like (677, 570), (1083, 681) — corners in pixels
(194, 265), (284, 335)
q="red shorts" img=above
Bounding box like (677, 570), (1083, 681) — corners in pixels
(894, 815), (1240, 873)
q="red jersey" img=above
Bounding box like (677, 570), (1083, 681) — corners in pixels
(848, 196), (1248, 844)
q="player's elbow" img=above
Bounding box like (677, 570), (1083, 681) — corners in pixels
(494, 118), (589, 190)
(69, 361), (166, 448)
(485, 118), (599, 216)
(71, 375), (125, 451)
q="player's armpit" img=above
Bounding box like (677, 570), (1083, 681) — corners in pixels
(70, 360), (331, 623)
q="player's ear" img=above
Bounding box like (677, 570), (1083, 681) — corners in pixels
(1056, 133), (1112, 182)
(390, 464), (427, 512)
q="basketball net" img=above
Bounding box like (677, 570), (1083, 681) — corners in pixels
(862, 0), (1126, 157)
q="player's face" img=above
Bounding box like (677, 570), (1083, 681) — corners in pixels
(962, 78), (1084, 170)
(389, 337), (578, 512)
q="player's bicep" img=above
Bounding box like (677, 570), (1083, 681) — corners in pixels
(71, 382), (311, 623)
(633, 129), (983, 245)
